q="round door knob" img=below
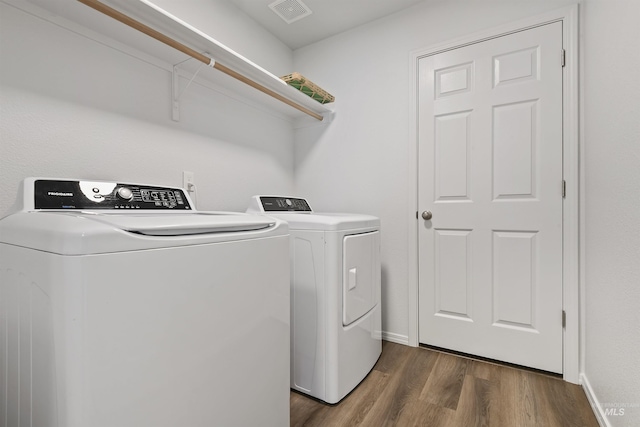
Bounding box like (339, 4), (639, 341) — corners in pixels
(421, 210), (433, 220)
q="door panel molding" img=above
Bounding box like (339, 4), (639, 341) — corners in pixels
(408, 4), (580, 383)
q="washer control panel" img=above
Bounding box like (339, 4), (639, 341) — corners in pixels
(259, 196), (312, 212)
(33, 179), (192, 210)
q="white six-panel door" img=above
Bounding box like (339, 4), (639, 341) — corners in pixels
(418, 22), (564, 373)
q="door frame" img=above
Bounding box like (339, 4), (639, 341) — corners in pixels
(407, 4), (581, 383)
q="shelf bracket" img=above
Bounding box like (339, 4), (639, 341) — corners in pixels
(172, 58), (213, 121)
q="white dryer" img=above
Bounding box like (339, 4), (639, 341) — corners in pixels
(0, 178), (290, 427)
(248, 196), (381, 404)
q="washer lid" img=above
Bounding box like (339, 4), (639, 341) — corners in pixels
(81, 212), (275, 236)
(0, 211), (285, 255)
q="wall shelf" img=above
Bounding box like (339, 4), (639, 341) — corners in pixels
(3, 0), (334, 125)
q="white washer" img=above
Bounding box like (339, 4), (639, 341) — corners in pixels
(0, 178), (290, 427)
(248, 196), (381, 404)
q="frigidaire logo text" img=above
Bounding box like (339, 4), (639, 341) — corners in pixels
(48, 192), (73, 197)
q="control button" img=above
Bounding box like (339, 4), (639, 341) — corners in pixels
(92, 187), (100, 193)
(117, 187), (134, 201)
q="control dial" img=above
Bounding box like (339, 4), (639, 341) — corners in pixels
(116, 187), (134, 201)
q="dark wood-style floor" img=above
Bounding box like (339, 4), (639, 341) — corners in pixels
(290, 341), (599, 427)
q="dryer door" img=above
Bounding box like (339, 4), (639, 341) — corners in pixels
(342, 231), (380, 326)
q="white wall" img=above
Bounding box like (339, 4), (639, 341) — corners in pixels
(0, 0), (295, 216)
(582, 0), (640, 426)
(293, 0), (639, 425)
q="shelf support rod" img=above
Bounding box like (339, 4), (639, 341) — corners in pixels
(172, 64), (180, 121)
(77, 0), (324, 121)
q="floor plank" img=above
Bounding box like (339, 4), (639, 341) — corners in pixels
(419, 352), (469, 410)
(447, 375), (490, 427)
(290, 342), (599, 427)
(360, 344), (437, 426)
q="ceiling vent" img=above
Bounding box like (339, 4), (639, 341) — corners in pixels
(269, 0), (313, 24)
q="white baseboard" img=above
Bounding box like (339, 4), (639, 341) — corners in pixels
(581, 373), (610, 427)
(382, 331), (410, 346)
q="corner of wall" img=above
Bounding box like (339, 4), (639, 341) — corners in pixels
(581, 373), (610, 427)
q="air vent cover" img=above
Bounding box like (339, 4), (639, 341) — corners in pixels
(269, 0), (313, 24)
